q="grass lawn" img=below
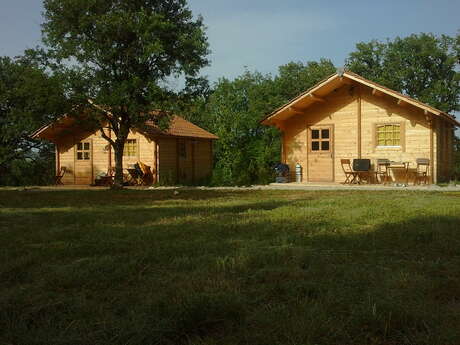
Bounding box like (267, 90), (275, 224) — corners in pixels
(1, 189), (459, 345)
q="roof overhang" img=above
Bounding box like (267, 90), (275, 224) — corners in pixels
(31, 111), (219, 142)
(261, 71), (460, 127)
(31, 115), (83, 142)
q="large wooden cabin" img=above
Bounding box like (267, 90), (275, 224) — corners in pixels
(262, 71), (460, 184)
(32, 115), (218, 185)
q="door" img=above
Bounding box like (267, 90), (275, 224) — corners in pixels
(74, 140), (93, 184)
(307, 126), (334, 182)
(177, 139), (193, 184)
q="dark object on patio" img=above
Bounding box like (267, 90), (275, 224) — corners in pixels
(274, 163), (289, 183)
(353, 159), (371, 184)
(414, 158), (430, 185)
(353, 159), (371, 172)
(94, 167), (115, 186)
(55, 167), (66, 185)
(376, 159), (390, 184)
(340, 159), (358, 184)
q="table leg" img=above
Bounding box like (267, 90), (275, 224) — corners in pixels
(405, 163), (409, 186)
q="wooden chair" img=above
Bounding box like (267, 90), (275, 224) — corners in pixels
(138, 161), (153, 185)
(414, 158), (430, 185)
(375, 159), (390, 184)
(341, 159), (358, 184)
(55, 167), (66, 185)
(126, 167), (140, 185)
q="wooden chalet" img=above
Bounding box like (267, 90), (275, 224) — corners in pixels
(32, 114), (218, 185)
(262, 71), (460, 184)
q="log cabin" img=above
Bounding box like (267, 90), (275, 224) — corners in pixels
(32, 114), (218, 185)
(261, 71), (460, 184)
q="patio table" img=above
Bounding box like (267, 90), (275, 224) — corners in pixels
(387, 161), (410, 186)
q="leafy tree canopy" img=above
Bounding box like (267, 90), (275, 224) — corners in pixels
(346, 33), (460, 113)
(0, 52), (68, 183)
(42, 0), (210, 187)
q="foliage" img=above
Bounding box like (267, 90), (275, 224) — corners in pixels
(0, 53), (68, 185)
(273, 58), (336, 102)
(194, 71), (281, 186)
(346, 33), (460, 113)
(1, 189), (460, 345)
(42, 0), (210, 188)
(0, 147), (55, 186)
(188, 60), (336, 186)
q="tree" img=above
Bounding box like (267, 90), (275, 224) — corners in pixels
(273, 59), (336, 102)
(346, 33), (460, 113)
(0, 53), (68, 185)
(42, 0), (210, 188)
(201, 72), (280, 185)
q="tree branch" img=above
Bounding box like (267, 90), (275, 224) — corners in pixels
(99, 126), (115, 146)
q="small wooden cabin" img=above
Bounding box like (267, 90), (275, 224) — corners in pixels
(32, 115), (218, 185)
(262, 71), (460, 183)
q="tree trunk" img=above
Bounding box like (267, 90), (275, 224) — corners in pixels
(112, 139), (125, 189)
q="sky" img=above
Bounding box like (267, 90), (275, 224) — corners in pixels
(0, 0), (459, 83)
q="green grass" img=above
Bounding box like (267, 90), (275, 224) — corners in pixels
(1, 189), (460, 345)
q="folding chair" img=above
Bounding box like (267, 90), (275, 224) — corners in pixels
(138, 161), (153, 185)
(376, 159), (390, 184)
(341, 159), (358, 184)
(55, 167), (66, 185)
(414, 158), (430, 185)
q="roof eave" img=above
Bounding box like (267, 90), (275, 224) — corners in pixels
(261, 71), (460, 128)
(260, 73), (340, 125)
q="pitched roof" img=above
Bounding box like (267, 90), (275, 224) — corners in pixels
(261, 71), (460, 127)
(143, 115), (218, 139)
(31, 114), (218, 141)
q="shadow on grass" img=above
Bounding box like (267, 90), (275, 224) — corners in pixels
(1, 191), (459, 345)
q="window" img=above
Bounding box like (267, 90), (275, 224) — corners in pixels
(310, 128), (331, 152)
(76, 142), (90, 160)
(178, 142), (187, 158)
(377, 124), (401, 147)
(124, 139), (137, 157)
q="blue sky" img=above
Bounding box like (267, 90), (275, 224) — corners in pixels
(1, 0), (459, 82)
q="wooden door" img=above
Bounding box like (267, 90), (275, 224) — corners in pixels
(74, 140), (93, 185)
(177, 139), (193, 184)
(307, 126), (334, 182)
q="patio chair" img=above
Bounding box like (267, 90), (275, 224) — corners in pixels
(126, 164), (141, 185)
(55, 166), (66, 185)
(375, 159), (390, 184)
(340, 159), (358, 184)
(352, 159), (371, 184)
(414, 158), (430, 185)
(138, 161), (153, 185)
